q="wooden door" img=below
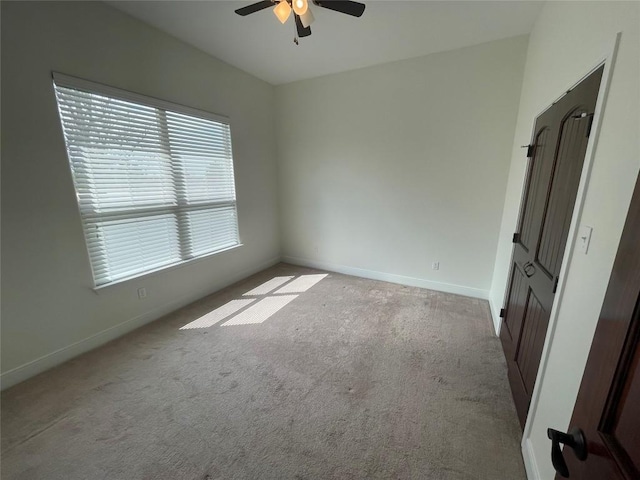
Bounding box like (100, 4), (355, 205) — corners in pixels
(500, 66), (603, 428)
(550, 173), (640, 479)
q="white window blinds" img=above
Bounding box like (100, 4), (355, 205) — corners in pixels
(53, 74), (239, 287)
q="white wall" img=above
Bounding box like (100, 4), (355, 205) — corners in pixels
(276, 36), (528, 300)
(487, 2), (639, 479)
(0, 1), (279, 388)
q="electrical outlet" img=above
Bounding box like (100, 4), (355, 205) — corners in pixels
(432, 262), (440, 271)
(137, 287), (147, 299)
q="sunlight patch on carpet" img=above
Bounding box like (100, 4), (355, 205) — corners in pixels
(273, 274), (328, 294)
(221, 295), (298, 326)
(243, 276), (294, 296)
(180, 299), (256, 330)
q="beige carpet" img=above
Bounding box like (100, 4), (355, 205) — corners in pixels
(1, 264), (525, 479)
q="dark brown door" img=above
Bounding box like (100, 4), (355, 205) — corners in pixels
(500, 66), (603, 428)
(549, 173), (640, 479)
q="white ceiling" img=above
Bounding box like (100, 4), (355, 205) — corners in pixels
(108, 1), (543, 85)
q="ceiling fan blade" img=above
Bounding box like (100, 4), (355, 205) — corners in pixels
(235, 1), (273, 16)
(313, 0), (365, 17)
(295, 14), (312, 37)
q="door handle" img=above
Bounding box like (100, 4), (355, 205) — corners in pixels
(523, 261), (536, 278)
(547, 427), (588, 478)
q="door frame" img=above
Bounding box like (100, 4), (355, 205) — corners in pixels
(518, 32), (622, 478)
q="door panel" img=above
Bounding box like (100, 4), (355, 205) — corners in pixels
(500, 66), (603, 428)
(515, 292), (549, 395)
(537, 108), (592, 279)
(505, 264), (528, 338)
(610, 333), (640, 473)
(554, 173), (640, 480)
(519, 128), (550, 252)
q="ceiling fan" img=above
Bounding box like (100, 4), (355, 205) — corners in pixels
(235, 0), (366, 44)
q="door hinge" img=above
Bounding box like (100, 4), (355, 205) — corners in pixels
(586, 114), (594, 138)
(553, 276), (559, 293)
(513, 233), (520, 243)
(499, 308), (506, 318)
(526, 144), (534, 158)
(574, 112), (595, 138)
(521, 144), (534, 157)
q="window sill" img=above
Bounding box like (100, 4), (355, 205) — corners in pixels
(91, 243), (243, 294)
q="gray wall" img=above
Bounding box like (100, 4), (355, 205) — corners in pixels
(276, 36), (528, 299)
(1, 1), (280, 387)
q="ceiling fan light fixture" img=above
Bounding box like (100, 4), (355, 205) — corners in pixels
(292, 0), (308, 16)
(299, 8), (314, 28)
(236, 0), (366, 41)
(273, 0), (292, 23)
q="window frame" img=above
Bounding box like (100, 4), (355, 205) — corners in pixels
(52, 72), (242, 290)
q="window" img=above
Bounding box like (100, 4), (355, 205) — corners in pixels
(53, 73), (240, 287)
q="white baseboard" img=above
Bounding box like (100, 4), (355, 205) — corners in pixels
(489, 297), (502, 336)
(522, 437), (542, 480)
(0, 256), (281, 391)
(282, 255), (489, 300)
